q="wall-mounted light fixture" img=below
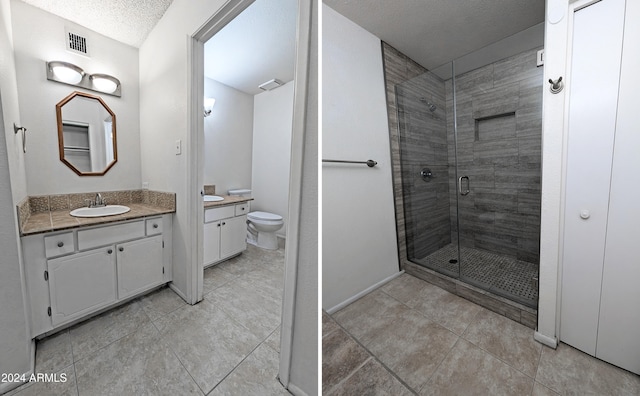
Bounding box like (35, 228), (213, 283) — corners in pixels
(46, 61), (121, 97)
(204, 97), (216, 117)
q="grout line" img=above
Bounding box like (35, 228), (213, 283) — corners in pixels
(72, 361), (79, 396)
(460, 305), (485, 338)
(69, 310), (152, 364)
(328, 314), (418, 395)
(262, 326), (281, 354)
(206, 338), (266, 395)
(162, 335), (206, 396)
(324, 356), (374, 395)
(418, 336), (461, 394)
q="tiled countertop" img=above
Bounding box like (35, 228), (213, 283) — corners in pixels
(21, 203), (175, 236)
(203, 195), (253, 209)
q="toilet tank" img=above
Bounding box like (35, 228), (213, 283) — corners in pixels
(228, 189), (252, 197)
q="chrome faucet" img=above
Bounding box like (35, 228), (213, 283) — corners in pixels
(83, 193), (108, 208)
(94, 193), (106, 207)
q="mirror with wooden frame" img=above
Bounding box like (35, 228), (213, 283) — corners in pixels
(56, 91), (117, 176)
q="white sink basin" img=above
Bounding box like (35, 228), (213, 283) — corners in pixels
(203, 195), (224, 202)
(70, 205), (131, 218)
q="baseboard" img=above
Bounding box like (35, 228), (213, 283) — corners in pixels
(277, 235), (286, 249)
(286, 382), (309, 396)
(326, 271), (405, 314)
(168, 283), (189, 303)
(534, 331), (558, 349)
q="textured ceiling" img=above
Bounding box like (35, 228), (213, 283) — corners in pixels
(324, 0), (545, 70)
(18, 0), (174, 48)
(204, 0), (298, 95)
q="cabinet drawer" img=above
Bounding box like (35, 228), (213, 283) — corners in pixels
(235, 202), (250, 216)
(205, 206), (235, 223)
(78, 221), (145, 251)
(44, 232), (75, 258)
(146, 218), (163, 236)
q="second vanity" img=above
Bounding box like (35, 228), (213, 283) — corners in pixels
(203, 194), (252, 267)
(19, 191), (175, 338)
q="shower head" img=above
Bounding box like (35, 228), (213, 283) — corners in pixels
(420, 97), (437, 112)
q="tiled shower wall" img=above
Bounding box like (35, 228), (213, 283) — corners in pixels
(395, 71), (449, 260)
(445, 48), (543, 263)
(381, 42), (431, 269)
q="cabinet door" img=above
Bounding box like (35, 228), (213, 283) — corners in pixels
(116, 236), (164, 299)
(220, 215), (247, 259)
(203, 221), (221, 265)
(48, 247), (117, 326)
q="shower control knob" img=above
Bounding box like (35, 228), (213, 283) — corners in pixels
(580, 210), (590, 219)
(420, 168), (433, 182)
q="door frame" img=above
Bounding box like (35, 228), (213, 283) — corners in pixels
(536, 0), (604, 348)
(186, 0), (312, 389)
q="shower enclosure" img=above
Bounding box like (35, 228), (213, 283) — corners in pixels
(392, 47), (542, 309)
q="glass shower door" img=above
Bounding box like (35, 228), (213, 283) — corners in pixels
(452, 52), (542, 308)
(395, 63), (460, 278)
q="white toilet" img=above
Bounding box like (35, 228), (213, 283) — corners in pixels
(228, 189), (284, 250)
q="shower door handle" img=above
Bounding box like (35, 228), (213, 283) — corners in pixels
(458, 176), (470, 196)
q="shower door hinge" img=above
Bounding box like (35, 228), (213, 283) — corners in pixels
(44, 270), (49, 281)
(537, 49), (544, 67)
(162, 267), (165, 274)
(47, 307), (51, 317)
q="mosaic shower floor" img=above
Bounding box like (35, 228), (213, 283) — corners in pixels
(414, 243), (539, 308)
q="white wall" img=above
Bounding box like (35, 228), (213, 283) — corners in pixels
(11, 0), (141, 195)
(0, 0), (31, 391)
(252, 80), (294, 238)
(0, 0), (26, 203)
(139, 0), (229, 302)
(322, 5), (400, 310)
(203, 77), (253, 194)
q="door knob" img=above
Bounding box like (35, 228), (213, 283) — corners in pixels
(580, 210), (590, 219)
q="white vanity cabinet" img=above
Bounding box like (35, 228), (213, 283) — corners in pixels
(204, 202), (248, 266)
(22, 214), (172, 337)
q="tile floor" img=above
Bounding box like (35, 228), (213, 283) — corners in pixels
(6, 245), (290, 396)
(323, 273), (640, 395)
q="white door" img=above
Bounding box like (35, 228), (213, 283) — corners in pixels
(48, 247), (117, 326)
(560, 0), (626, 355)
(561, 0), (640, 375)
(595, 0), (640, 375)
(116, 236), (164, 299)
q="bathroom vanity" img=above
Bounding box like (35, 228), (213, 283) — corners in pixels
(203, 197), (251, 267)
(19, 195), (175, 339)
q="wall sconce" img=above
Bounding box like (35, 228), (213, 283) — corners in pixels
(46, 61), (121, 97)
(204, 97), (216, 117)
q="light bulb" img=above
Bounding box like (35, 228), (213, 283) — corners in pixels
(52, 65), (83, 84)
(91, 75), (119, 93)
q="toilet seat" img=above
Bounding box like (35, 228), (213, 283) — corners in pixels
(248, 211), (282, 222)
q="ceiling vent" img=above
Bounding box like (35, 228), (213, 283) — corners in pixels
(65, 28), (89, 56)
(258, 79), (283, 91)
